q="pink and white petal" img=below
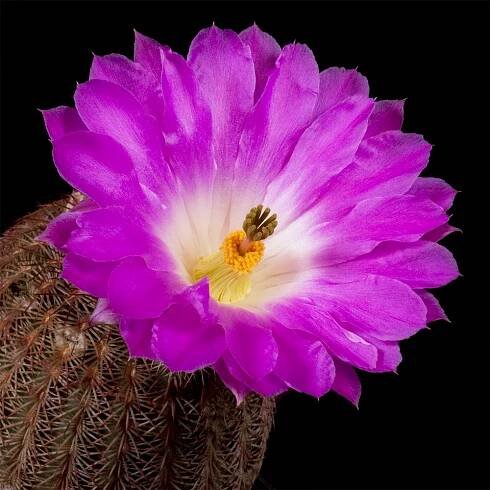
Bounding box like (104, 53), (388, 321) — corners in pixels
(52, 131), (145, 207)
(417, 290), (449, 322)
(66, 206), (172, 271)
(321, 195), (448, 265)
(313, 67), (369, 117)
(120, 317), (159, 360)
(364, 99), (405, 138)
(423, 223), (461, 242)
(326, 240), (459, 289)
(91, 299), (118, 324)
(74, 79), (172, 196)
(89, 54), (163, 120)
(408, 177), (457, 211)
(41, 106), (86, 141)
(107, 257), (179, 319)
(214, 359), (250, 405)
(134, 30), (169, 79)
(152, 281), (226, 372)
(239, 24), (281, 101)
(222, 309), (278, 380)
(61, 253), (115, 297)
(331, 359), (361, 407)
(309, 275), (427, 341)
(266, 95), (374, 224)
(272, 324), (335, 397)
(318, 131), (432, 222)
(229, 42), (319, 226)
(223, 351), (287, 397)
(160, 50), (214, 190)
(188, 26), (255, 178)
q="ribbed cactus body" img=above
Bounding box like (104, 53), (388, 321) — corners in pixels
(0, 196), (275, 489)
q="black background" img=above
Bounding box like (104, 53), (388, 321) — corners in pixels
(1, 1), (489, 489)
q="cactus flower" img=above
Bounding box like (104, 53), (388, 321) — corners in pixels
(40, 25), (459, 404)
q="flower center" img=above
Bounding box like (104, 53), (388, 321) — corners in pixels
(192, 205), (278, 304)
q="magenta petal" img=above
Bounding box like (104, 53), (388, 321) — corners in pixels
(41, 106), (86, 140)
(409, 177), (457, 211)
(188, 25), (255, 180)
(364, 99), (405, 138)
(214, 359), (250, 404)
(74, 79), (171, 196)
(120, 317), (158, 360)
(152, 281), (225, 372)
(315, 275), (427, 341)
(223, 309), (278, 380)
(223, 351), (287, 397)
(52, 131), (142, 206)
(268, 95), (374, 223)
(331, 359), (361, 407)
(322, 195), (448, 264)
(160, 49), (214, 188)
(320, 131), (432, 222)
(272, 325), (335, 397)
(38, 211), (81, 250)
(327, 240), (459, 288)
(417, 290), (449, 322)
(357, 334), (402, 373)
(66, 206), (172, 270)
(89, 53), (163, 120)
(107, 257), (177, 319)
(239, 24), (281, 101)
(61, 253), (115, 297)
(134, 30), (169, 79)
(313, 67), (369, 117)
(423, 223), (461, 242)
(91, 299), (118, 324)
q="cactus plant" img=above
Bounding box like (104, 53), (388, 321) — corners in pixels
(0, 195), (275, 489)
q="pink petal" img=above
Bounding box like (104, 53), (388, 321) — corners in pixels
(52, 131), (143, 207)
(417, 290), (449, 322)
(120, 317), (158, 360)
(134, 30), (168, 79)
(409, 177), (457, 211)
(91, 299), (118, 324)
(272, 324), (335, 397)
(89, 53), (163, 120)
(322, 195), (448, 265)
(107, 257), (177, 319)
(41, 106), (86, 140)
(326, 240), (460, 288)
(222, 309), (278, 380)
(160, 49), (214, 189)
(38, 210), (81, 250)
(66, 206), (172, 270)
(61, 253), (115, 297)
(423, 223), (461, 242)
(267, 95), (374, 223)
(319, 131), (432, 222)
(188, 25), (255, 180)
(239, 23), (281, 101)
(152, 281), (225, 372)
(223, 351), (287, 397)
(364, 99), (405, 138)
(313, 67), (369, 117)
(331, 359), (361, 407)
(74, 79), (171, 196)
(230, 42), (319, 225)
(213, 359), (250, 404)
(312, 275), (428, 341)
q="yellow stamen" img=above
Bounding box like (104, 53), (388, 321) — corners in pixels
(192, 205), (277, 304)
